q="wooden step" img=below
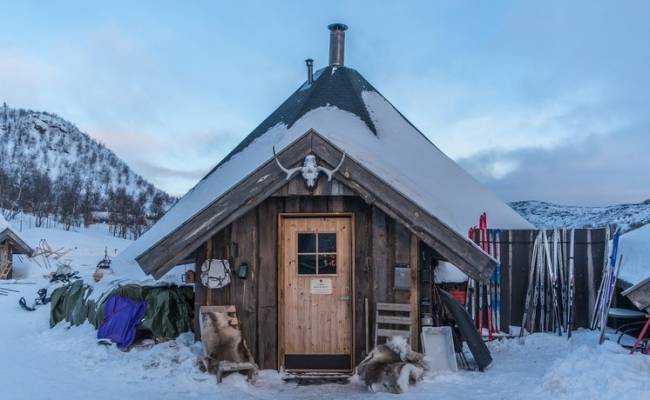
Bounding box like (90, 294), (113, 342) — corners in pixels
(282, 371), (351, 385)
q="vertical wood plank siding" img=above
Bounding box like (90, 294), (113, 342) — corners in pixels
(194, 194), (419, 368)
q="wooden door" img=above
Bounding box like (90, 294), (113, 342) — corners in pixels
(279, 215), (353, 371)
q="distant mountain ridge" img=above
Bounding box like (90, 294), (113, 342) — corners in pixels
(0, 103), (175, 237)
(509, 199), (650, 232)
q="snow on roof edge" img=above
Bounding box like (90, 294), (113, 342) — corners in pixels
(119, 92), (531, 273)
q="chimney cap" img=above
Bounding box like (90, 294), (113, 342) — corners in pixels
(328, 23), (348, 32)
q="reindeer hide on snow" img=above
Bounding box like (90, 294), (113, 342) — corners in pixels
(356, 336), (428, 394)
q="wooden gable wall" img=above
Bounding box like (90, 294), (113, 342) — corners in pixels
(194, 178), (420, 369)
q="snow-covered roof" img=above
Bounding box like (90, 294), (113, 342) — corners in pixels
(118, 65), (531, 273)
(619, 223), (650, 286)
(0, 213), (9, 232)
(0, 213), (33, 255)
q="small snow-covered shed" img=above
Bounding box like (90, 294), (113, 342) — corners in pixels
(0, 214), (33, 279)
(120, 24), (531, 371)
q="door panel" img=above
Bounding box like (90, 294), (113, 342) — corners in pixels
(281, 216), (352, 370)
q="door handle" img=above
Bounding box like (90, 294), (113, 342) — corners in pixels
(338, 296), (351, 301)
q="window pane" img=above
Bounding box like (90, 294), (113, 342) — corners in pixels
(298, 255), (317, 274)
(298, 233), (316, 253)
(318, 233), (337, 253)
(318, 254), (337, 274)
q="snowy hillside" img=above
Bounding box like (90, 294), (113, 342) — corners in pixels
(0, 104), (175, 237)
(510, 200), (650, 232)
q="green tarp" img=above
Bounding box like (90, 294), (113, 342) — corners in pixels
(49, 281), (193, 340)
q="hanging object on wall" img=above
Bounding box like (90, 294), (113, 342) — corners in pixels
(273, 147), (346, 190)
(393, 263), (411, 290)
(237, 263), (249, 280)
(183, 269), (195, 284)
(201, 259), (232, 289)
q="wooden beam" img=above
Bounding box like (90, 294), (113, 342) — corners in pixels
(410, 234), (419, 350)
(205, 238), (213, 306)
(193, 243), (207, 339)
(271, 174), (356, 197)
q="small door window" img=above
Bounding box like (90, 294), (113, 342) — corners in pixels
(298, 233), (316, 253)
(298, 254), (317, 274)
(297, 232), (337, 275)
(318, 233), (337, 253)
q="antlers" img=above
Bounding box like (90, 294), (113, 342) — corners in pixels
(273, 146), (346, 182)
(273, 146), (302, 180)
(317, 152), (346, 181)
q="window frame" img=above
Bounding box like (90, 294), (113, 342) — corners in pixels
(296, 231), (338, 276)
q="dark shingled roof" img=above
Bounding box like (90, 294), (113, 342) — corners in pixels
(210, 65), (378, 173)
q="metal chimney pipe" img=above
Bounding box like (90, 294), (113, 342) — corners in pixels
(305, 58), (314, 83)
(328, 23), (348, 66)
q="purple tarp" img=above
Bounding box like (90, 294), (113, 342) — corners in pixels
(97, 294), (146, 349)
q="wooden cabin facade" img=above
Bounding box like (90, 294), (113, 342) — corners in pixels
(125, 24), (533, 373)
(193, 178), (426, 370)
(141, 130), (525, 373)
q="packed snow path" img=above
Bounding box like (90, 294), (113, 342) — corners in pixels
(2, 290), (649, 400)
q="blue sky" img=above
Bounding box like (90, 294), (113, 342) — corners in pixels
(2, 1), (649, 205)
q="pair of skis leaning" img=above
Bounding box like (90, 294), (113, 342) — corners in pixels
(592, 228), (623, 344)
(465, 213), (502, 340)
(520, 229), (576, 338)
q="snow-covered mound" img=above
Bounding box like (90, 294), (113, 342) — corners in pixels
(0, 104), (175, 219)
(510, 200), (650, 232)
(538, 334), (650, 400)
(618, 224), (650, 286)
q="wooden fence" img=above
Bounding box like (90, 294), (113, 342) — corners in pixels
(472, 228), (608, 331)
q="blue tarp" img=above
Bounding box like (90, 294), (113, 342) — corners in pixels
(97, 294), (147, 349)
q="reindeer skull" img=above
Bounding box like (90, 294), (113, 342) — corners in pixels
(300, 154), (321, 188)
(273, 147), (346, 190)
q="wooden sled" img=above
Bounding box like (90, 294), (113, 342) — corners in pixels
(199, 305), (258, 383)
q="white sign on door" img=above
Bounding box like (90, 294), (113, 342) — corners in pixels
(310, 278), (333, 295)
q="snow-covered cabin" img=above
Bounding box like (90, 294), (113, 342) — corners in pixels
(120, 24), (531, 371)
(0, 214), (33, 279)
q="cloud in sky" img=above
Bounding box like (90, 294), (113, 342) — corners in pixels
(1, 1), (649, 203)
(459, 121), (650, 206)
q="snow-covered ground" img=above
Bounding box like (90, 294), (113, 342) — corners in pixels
(3, 300), (649, 400)
(9, 214), (188, 291)
(2, 220), (650, 399)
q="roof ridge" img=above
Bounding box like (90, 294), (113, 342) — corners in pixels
(340, 68), (377, 135)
